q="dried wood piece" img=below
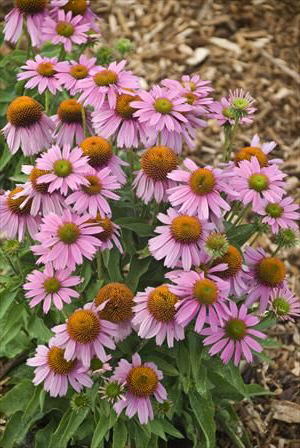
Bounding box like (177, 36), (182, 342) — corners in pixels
(271, 400), (300, 424)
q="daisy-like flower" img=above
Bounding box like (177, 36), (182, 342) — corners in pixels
(17, 56), (66, 95)
(12, 165), (64, 216)
(235, 134), (282, 167)
(209, 89), (256, 126)
(52, 302), (117, 367)
(255, 196), (300, 234)
(270, 288), (300, 322)
(112, 353), (167, 425)
(65, 167), (120, 217)
(35, 144), (89, 196)
(52, 98), (93, 146)
(204, 232), (229, 259)
(2, 96), (54, 156)
(167, 158), (236, 221)
(27, 341), (93, 397)
(78, 60), (140, 109)
(234, 158), (286, 210)
(4, 0), (47, 47)
(23, 264), (82, 313)
(133, 146), (178, 204)
(92, 94), (148, 149)
(88, 214), (123, 253)
(162, 74), (213, 99)
(167, 270), (230, 333)
(42, 10), (90, 52)
(50, 0), (100, 31)
(132, 285), (185, 347)
(99, 379), (125, 404)
(94, 283), (134, 341)
(244, 246), (286, 312)
(31, 210), (102, 270)
(55, 55), (97, 95)
(80, 136), (128, 186)
(0, 187), (40, 242)
(202, 302), (266, 365)
(149, 208), (213, 271)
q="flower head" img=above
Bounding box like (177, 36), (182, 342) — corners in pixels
(50, 0), (100, 31)
(23, 264), (82, 313)
(202, 302), (266, 366)
(99, 379), (125, 404)
(204, 232), (229, 259)
(270, 288), (300, 322)
(235, 134), (282, 167)
(112, 353), (167, 424)
(55, 55), (97, 95)
(88, 214), (123, 253)
(209, 89), (256, 126)
(255, 196), (300, 234)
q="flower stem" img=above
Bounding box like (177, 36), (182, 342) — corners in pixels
(272, 244), (281, 256)
(222, 118), (239, 163)
(81, 106), (87, 138)
(233, 204), (251, 226)
(0, 248), (19, 276)
(127, 149), (137, 216)
(58, 44), (66, 61)
(45, 90), (50, 115)
(97, 251), (102, 280)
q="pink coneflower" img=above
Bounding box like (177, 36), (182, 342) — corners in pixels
(35, 144), (89, 196)
(52, 98), (93, 146)
(235, 134), (282, 167)
(23, 264), (82, 313)
(168, 270), (230, 333)
(50, 0), (100, 32)
(0, 187), (40, 242)
(94, 283), (134, 342)
(52, 302), (117, 367)
(2, 96), (54, 156)
(65, 166), (120, 217)
(167, 158), (236, 221)
(112, 353), (167, 424)
(31, 209), (103, 270)
(149, 208), (213, 271)
(78, 60), (140, 109)
(244, 246), (286, 312)
(80, 136), (128, 186)
(270, 287), (300, 322)
(209, 89), (256, 126)
(27, 341), (93, 397)
(133, 146), (178, 204)
(89, 214), (123, 253)
(13, 165), (64, 216)
(202, 302), (266, 366)
(162, 74), (213, 99)
(92, 95), (148, 149)
(132, 285), (185, 347)
(55, 55), (97, 95)
(17, 56), (66, 95)
(255, 196), (300, 234)
(4, 0), (47, 47)
(234, 158), (286, 210)
(42, 10), (90, 52)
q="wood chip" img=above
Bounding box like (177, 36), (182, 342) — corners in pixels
(209, 37), (242, 55)
(271, 400), (300, 424)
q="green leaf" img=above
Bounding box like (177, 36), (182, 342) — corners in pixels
(159, 419), (184, 439)
(245, 383), (273, 397)
(147, 419), (167, 441)
(49, 408), (89, 448)
(146, 356), (178, 376)
(0, 144), (13, 171)
(115, 217), (153, 236)
(34, 419), (57, 448)
(0, 287), (20, 319)
(189, 391), (216, 448)
(102, 247), (123, 282)
(91, 410), (117, 448)
(27, 315), (52, 343)
(0, 411), (34, 448)
(254, 316), (276, 330)
(22, 385), (41, 422)
(175, 343), (191, 392)
(112, 420), (127, 448)
(78, 262), (92, 292)
(226, 224), (256, 247)
(0, 379), (35, 416)
(126, 256), (151, 292)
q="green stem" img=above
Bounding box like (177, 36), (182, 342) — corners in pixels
(226, 201), (240, 223)
(58, 44), (66, 61)
(81, 106), (87, 138)
(233, 204), (251, 227)
(272, 244), (281, 256)
(0, 248), (19, 276)
(96, 251), (102, 280)
(250, 232), (260, 246)
(45, 90), (50, 115)
(152, 201), (159, 226)
(222, 118), (239, 163)
(127, 149), (137, 216)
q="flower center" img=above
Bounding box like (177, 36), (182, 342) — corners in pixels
(182, 81), (197, 91)
(104, 381), (123, 399)
(225, 318), (247, 340)
(205, 232), (228, 253)
(93, 70), (118, 87)
(56, 21), (75, 37)
(7, 96), (43, 127)
(80, 136), (113, 168)
(266, 203), (283, 218)
(256, 257), (285, 287)
(272, 297), (290, 316)
(67, 309), (101, 343)
(36, 62), (56, 77)
(29, 167), (49, 194)
(44, 277), (61, 293)
(89, 214), (113, 242)
(15, 0), (47, 14)
(82, 175), (102, 195)
(171, 215), (202, 244)
(116, 93), (139, 118)
(232, 98), (249, 110)
(58, 222), (80, 244)
(215, 245), (243, 278)
(127, 366), (157, 397)
(189, 168), (216, 195)
(248, 173), (269, 192)
(184, 92), (197, 105)
(222, 107), (235, 119)
(63, 0), (87, 15)
(95, 282), (134, 323)
(7, 187), (32, 215)
(235, 146), (268, 168)
(140, 146), (178, 181)
(47, 346), (76, 375)
(193, 279), (218, 305)
(53, 159), (72, 177)
(58, 99), (83, 124)
(155, 97), (173, 114)
(147, 285), (178, 322)
(70, 64), (89, 79)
